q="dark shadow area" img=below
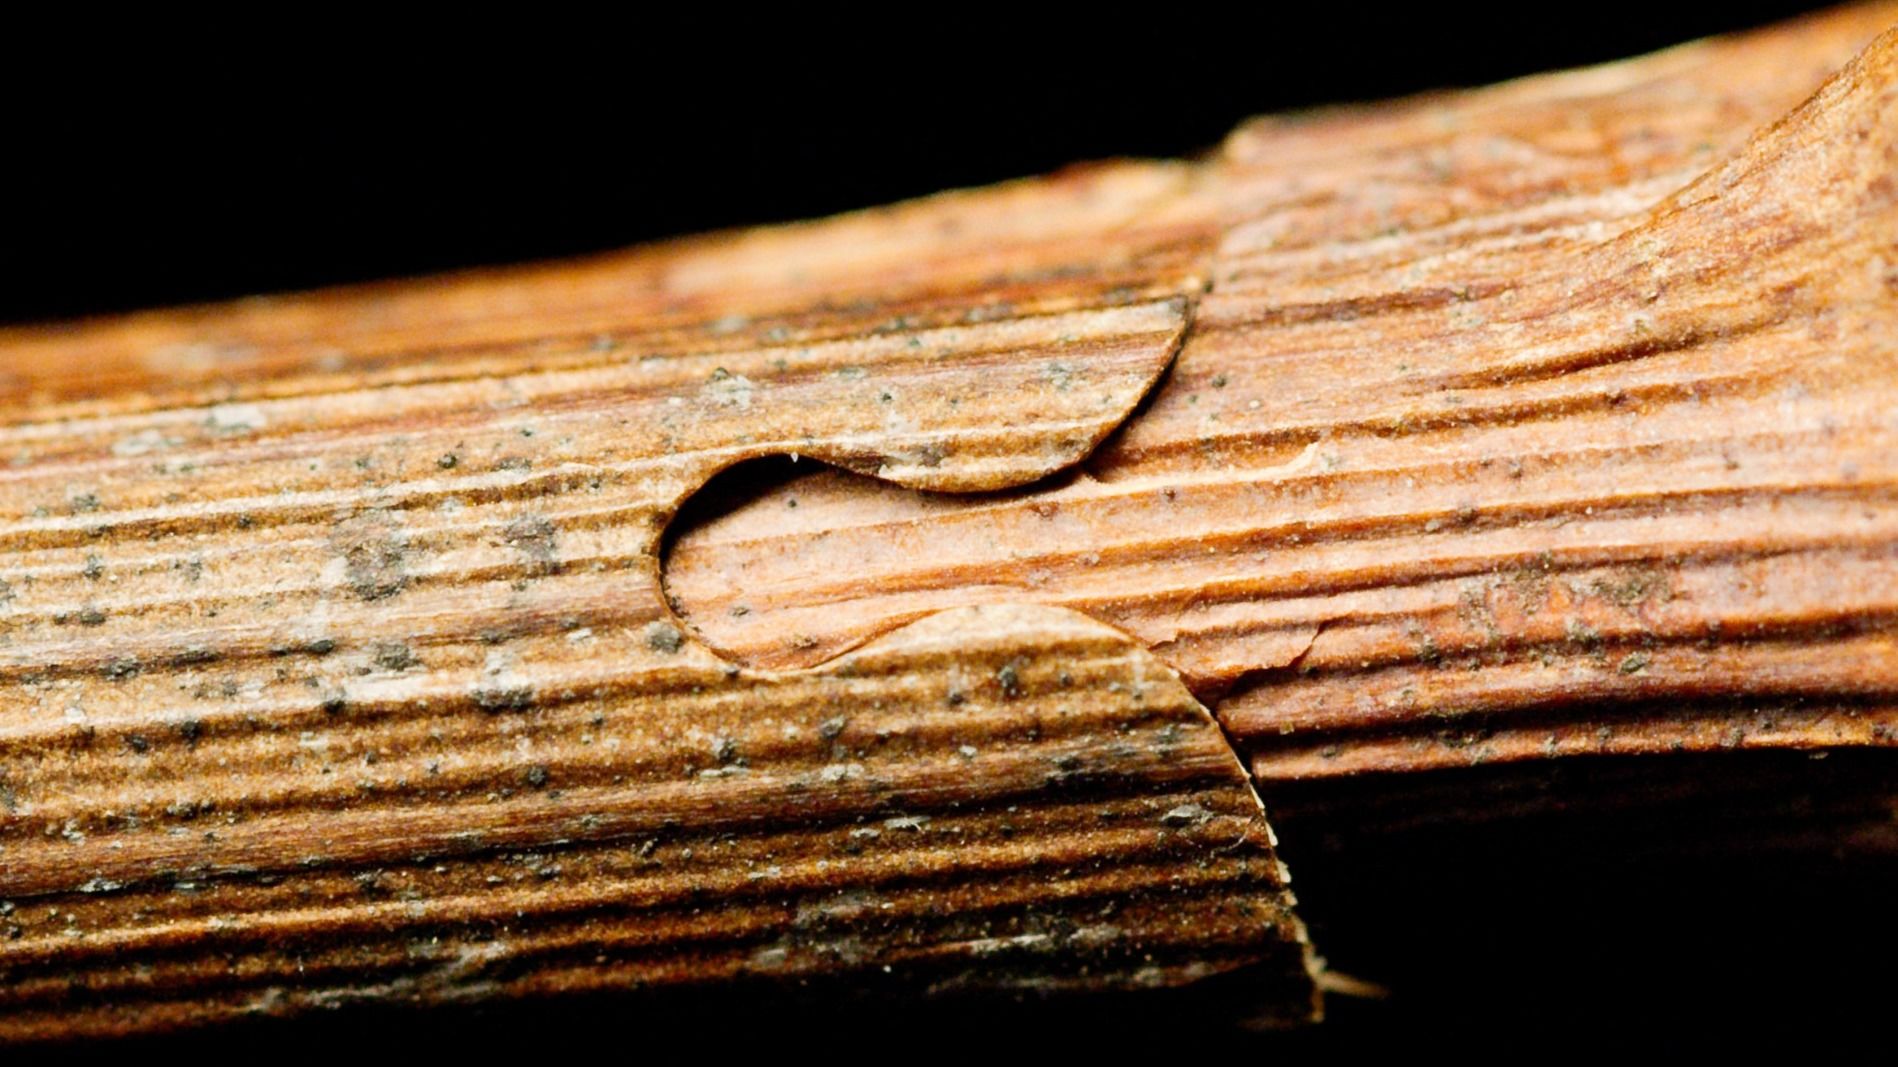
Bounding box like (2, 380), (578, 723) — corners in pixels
(1258, 748), (1898, 1052)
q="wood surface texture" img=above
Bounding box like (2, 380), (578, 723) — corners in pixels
(2, 2), (1895, 1042)
(671, 7), (1898, 779)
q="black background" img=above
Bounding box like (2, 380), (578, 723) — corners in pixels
(11, 4), (1892, 1060)
(2, 4), (1836, 323)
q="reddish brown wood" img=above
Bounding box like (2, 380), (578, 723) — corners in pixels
(2, 1), (1895, 1043)
(670, 7), (1898, 780)
(0, 156), (1322, 1040)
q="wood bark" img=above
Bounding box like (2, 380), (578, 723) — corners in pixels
(1, 2), (1895, 1041)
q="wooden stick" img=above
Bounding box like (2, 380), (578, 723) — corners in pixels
(1, 2), (1893, 1041)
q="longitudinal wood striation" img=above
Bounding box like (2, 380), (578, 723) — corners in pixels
(4, 2), (1897, 1042)
(0, 605), (1309, 1040)
(0, 165), (1327, 1038)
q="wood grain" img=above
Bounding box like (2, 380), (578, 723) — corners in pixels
(0, 605), (1310, 1040)
(0, 164), (1314, 1039)
(670, 6), (1898, 779)
(3, 1), (1896, 1042)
